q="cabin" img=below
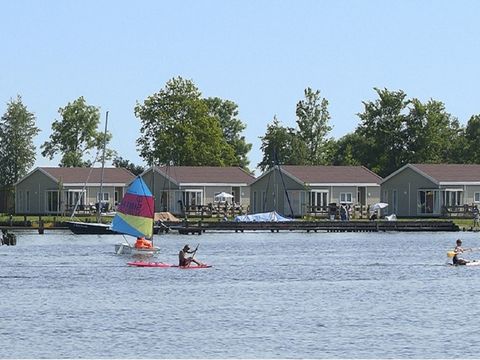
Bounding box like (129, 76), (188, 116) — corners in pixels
(140, 166), (255, 216)
(249, 165), (382, 218)
(381, 164), (480, 217)
(14, 167), (135, 215)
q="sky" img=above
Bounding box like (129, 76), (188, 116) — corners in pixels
(2, 0), (480, 175)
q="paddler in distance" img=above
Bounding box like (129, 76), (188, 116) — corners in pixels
(179, 244), (204, 267)
(452, 239), (470, 266)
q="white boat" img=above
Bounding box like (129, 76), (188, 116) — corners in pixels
(114, 242), (159, 255)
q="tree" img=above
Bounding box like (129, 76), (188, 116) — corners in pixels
(295, 88), (332, 165)
(404, 98), (462, 164)
(135, 77), (239, 167)
(112, 156), (145, 176)
(41, 96), (112, 167)
(328, 133), (368, 166)
(205, 97), (252, 169)
(0, 95), (40, 187)
(463, 115), (480, 163)
(356, 88), (411, 177)
(258, 116), (308, 171)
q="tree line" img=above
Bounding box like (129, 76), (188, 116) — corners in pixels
(1, 78), (480, 195)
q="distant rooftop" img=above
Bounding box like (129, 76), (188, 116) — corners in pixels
(152, 166), (255, 185)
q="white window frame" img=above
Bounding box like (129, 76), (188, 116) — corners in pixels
(97, 192), (110, 202)
(418, 189), (441, 215)
(340, 192), (353, 204)
(444, 189), (463, 207)
(183, 189), (203, 207)
(475, 192), (480, 203)
(310, 190), (329, 209)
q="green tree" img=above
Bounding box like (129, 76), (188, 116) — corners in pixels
(0, 95), (40, 187)
(328, 133), (369, 166)
(295, 88), (332, 165)
(463, 114), (480, 163)
(135, 77), (238, 166)
(112, 156), (145, 176)
(41, 96), (112, 167)
(258, 116), (308, 171)
(407, 99), (463, 164)
(205, 97), (252, 169)
(356, 88), (411, 177)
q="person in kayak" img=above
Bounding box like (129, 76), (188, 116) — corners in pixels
(179, 244), (203, 267)
(452, 239), (470, 266)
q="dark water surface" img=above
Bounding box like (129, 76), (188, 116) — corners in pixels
(1, 230), (480, 358)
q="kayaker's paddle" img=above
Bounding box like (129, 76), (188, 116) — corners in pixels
(447, 247), (480, 257)
(192, 243), (199, 258)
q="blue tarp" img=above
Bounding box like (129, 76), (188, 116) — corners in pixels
(234, 211), (293, 222)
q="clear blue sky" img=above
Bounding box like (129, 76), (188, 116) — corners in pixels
(2, 0), (479, 174)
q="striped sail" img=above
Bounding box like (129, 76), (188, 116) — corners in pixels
(111, 177), (154, 238)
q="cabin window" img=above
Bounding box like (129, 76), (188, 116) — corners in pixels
(310, 191), (328, 210)
(46, 191), (60, 213)
(444, 190), (463, 206)
(340, 192), (352, 204)
(418, 190), (441, 214)
(475, 192), (480, 203)
(184, 190), (202, 207)
(68, 190), (86, 208)
(97, 192), (109, 202)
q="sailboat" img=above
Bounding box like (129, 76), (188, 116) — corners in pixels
(113, 176), (160, 255)
(67, 111), (118, 235)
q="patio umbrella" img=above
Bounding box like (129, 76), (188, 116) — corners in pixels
(214, 192), (234, 201)
(371, 202), (389, 211)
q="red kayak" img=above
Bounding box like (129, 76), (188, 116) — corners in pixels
(127, 261), (212, 269)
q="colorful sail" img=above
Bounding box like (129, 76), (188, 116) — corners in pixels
(111, 177), (154, 238)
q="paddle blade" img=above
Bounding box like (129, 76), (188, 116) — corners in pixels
(447, 251), (456, 258)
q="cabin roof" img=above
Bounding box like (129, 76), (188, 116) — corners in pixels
(152, 166), (255, 185)
(38, 167), (135, 185)
(411, 164), (480, 183)
(279, 165), (383, 185)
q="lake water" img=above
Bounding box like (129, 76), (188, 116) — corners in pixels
(1, 230), (480, 358)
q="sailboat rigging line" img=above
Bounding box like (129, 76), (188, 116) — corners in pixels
(138, 176), (156, 244)
(70, 148), (103, 219)
(97, 111), (109, 223)
(263, 169), (272, 211)
(277, 164), (294, 218)
(273, 151), (294, 218)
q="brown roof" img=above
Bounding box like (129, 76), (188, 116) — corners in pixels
(40, 167), (135, 184)
(412, 164), (480, 182)
(154, 166), (255, 184)
(281, 165), (382, 184)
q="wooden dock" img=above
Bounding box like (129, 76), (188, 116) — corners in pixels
(159, 220), (459, 234)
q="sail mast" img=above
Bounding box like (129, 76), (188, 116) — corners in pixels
(97, 111), (109, 223)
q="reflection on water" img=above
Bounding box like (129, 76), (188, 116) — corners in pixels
(1, 230), (480, 358)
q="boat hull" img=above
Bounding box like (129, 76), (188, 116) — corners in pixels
(127, 261), (211, 269)
(67, 221), (118, 235)
(115, 243), (160, 255)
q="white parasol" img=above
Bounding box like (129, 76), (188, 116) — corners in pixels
(214, 192), (234, 202)
(371, 202), (389, 211)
